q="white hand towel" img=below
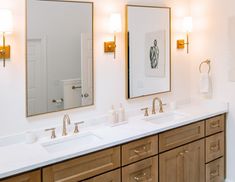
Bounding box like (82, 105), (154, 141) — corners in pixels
(200, 73), (210, 93)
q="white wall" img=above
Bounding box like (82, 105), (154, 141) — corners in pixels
(0, 0), (191, 136)
(189, 0), (235, 181)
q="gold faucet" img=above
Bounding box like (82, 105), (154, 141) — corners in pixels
(152, 97), (164, 114)
(62, 114), (71, 136)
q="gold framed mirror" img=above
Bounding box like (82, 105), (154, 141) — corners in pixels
(26, 0), (94, 117)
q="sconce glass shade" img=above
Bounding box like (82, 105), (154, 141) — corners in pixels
(183, 16), (192, 33)
(0, 9), (13, 33)
(109, 13), (122, 33)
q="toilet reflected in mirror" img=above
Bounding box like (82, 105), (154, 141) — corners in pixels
(26, 0), (94, 116)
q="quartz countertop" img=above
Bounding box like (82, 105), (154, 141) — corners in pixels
(0, 101), (228, 179)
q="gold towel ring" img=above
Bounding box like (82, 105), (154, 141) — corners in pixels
(199, 59), (211, 74)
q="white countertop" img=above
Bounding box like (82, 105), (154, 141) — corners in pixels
(0, 101), (228, 179)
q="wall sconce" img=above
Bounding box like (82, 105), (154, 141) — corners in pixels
(177, 16), (192, 54)
(104, 13), (122, 59)
(0, 9), (13, 67)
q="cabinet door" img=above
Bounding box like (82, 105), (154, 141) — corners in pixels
(159, 139), (205, 182)
(122, 156), (158, 182)
(0, 170), (41, 182)
(82, 169), (121, 182)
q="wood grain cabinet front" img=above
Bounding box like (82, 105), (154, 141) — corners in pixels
(121, 135), (158, 166)
(122, 156), (158, 182)
(159, 139), (205, 182)
(206, 157), (224, 182)
(0, 170), (41, 182)
(82, 169), (121, 182)
(206, 115), (225, 136)
(159, 121), (205, 152)
(206, 132), (224, 163)
(42, 147), (120, 182)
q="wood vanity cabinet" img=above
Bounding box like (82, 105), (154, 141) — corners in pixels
(159, 139), (205, 182)
(0, 170), (41, 182)
(1, 114), (226, 182)
(159, 114), (225, 182)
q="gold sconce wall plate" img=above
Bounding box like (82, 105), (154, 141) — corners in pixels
(0, 45), (10, 59)
(104, 41), (116, 53)
(177, 40), (185, 49)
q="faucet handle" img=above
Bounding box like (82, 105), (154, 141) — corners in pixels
(45, 128), (56, 139)
(141, 107), (149, 117)
(74, 121), (85, 134)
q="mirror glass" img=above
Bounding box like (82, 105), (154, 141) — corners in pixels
(126, 5), (171, 99)
(26, 0), (93, 116)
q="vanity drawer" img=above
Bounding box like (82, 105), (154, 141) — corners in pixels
(122, 156), (158, 182)
(206, 115), (225, 136)
(42, 147), (120, 182)
(206, 133), (224, 163)
(82, 169), (121, 182)
(122, 135), (158, 166)
(159, 121), (205, 152)
(206, 157), (224, 182)
(0, 170), (41, 182)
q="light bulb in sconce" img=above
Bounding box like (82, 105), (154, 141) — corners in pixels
(177, 16), (193, 54)
(0, 9), (13, 67)
(109, 13), (122, 33)
(104, 13), (122, 59)
(183, 16), (193, 33)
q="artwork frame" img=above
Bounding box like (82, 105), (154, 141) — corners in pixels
(126, 5), (171, 99)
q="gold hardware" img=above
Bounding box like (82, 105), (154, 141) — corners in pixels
(177, 40), (185, 49)
(62, 114), (71, 136)
(177, 32), (190, 53)
(45, 128), (56, 139)
(74, 121), (85, 134)
(0, 33), (11, 67)
(210, 122), (219, 128)
(141, 107), (149, 117)
(0, 45), (10, 59)
(104, 34), (117, 58)
(134, 172), (147, 181)
(199, 59), (211, 74)
(210, 170), (218, 177)
(104, 41), (116, 52)
(134, 146), (147, 155)
(178, 152), (184, 157)
(152, 97), (164, 114)
(210, 145), (219, 152)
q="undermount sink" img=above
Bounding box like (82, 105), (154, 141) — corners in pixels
(143, 111), (188, 125)
(41, 132), (102, 154)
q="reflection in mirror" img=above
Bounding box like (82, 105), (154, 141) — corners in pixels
(126, 5), (171, 99)
(26, 0), (93, 116)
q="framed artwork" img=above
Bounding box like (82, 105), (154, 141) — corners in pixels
(126, 5), (171, 99)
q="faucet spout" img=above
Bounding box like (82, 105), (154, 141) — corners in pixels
(62, 114), (71, 136)
(152, 97), (164, 114)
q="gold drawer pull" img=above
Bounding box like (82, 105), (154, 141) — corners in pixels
(134, 146), (147, 155)
(210, 122), (220, 128)
(134, 172), (146, 181)
(210, 145), (219, 152)
(178, 150), (189, 157)
(210, 170), (218, 177)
